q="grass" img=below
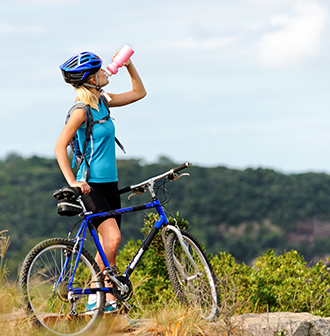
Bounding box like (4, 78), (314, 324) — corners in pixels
(0, 230), (298, 336)
(0, 230), (10, 286)
(0, 229), (210, 336)
(133, 301), (208, 336)
(0, 287), (212, 336)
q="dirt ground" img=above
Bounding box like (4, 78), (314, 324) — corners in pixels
(2, 310), (151, 336)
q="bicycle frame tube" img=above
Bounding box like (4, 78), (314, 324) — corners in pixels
(61, 219), (114, 297)
(81, 199), (166, 273)
(123, 200), (169, 278)
(54, 221), (88, 291)
(65, 199), (169, 296)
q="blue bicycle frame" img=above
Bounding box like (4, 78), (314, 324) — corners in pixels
(57, 198), (169, 297)
(54, 161), (192, 300)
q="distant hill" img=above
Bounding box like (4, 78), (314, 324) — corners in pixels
(2, 154), (330, 279)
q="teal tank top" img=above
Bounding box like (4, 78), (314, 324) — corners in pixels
(76, 99), (118, 183)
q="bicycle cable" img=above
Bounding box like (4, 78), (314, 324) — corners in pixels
(67, 218), (84, 240)
(155, 177), (171, 206)
(155, 178), (180, 226)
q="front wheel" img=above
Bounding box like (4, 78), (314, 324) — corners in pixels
(18, 238), (105, 336)
(165, 230), (220, 320)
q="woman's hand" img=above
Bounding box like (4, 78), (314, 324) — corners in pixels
(70, 181), (91, 195)
(124, 58), (131, 67)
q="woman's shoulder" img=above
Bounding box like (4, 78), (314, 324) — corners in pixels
(69, 107), (86, 125)
(71, 106), (86, 117)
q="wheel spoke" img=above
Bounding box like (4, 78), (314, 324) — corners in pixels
(19, 239), (105, 336)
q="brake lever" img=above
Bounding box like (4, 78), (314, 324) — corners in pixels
(167, 172), (190, 182)
(127, 187), (146, 200)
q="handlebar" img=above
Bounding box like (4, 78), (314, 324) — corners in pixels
(118, 185), (132, 195)
(54, 162), (192, 204)
(118, 161), (192, 196)
(172, 161), (192, 173)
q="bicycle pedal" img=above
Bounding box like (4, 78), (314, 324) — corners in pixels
(123, 302), (131, 310)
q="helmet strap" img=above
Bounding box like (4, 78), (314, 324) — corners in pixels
(83, 72), (101, 91)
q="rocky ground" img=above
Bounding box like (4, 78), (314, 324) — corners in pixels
(3, 310), (330, 335)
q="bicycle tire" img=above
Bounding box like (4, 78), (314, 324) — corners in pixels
(18, 238), (105, 336)
(165, 230), (220, 320)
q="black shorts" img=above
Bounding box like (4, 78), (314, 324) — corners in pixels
(82, 181), (121, 229)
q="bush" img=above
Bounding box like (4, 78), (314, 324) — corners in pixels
(118, 214), (330, 318)
(211, 249), (330, 317)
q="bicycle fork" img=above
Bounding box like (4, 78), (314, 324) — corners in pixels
(161, 225), (202, 282)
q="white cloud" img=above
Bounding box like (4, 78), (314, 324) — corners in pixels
(256, 1), (328, 67)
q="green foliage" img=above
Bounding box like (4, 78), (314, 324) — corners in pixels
(117, 216), (330, 318)
(210, 249), (330, 317)
(276, 331), (287, 336)
(3, 154), (330, 278)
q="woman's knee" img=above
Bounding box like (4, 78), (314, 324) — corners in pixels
(103, 234), (121, 251)
(111, 234), (121, 248)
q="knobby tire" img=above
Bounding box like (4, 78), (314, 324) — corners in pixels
(165, 230), (220, 320)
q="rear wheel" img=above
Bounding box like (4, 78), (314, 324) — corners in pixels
(18, 238), (105, 336)
(165, 230), (219, 320)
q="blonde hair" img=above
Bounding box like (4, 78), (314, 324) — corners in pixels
(73, 76), (99, 110)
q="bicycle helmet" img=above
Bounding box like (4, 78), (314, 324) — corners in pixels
(60, 52), (102, 88)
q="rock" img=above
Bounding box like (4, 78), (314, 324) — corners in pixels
(225, 312), (330, 336)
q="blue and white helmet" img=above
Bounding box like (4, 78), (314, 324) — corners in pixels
(60, 52), (102, 88)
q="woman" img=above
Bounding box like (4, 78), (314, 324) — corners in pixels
(54, 50), (146, 312)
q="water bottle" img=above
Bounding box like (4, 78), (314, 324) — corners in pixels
(106, 45), (134, 76)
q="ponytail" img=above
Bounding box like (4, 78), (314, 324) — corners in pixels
(73, 78), (99, 111)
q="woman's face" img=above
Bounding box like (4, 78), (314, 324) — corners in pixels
(97, 69), (109, 87)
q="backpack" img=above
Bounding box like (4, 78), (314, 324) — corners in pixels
(66, 94), (125, 182)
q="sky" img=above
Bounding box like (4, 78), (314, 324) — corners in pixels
(0, 0), (329, 173)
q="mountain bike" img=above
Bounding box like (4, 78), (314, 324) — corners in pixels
(18, 162), (220, 336)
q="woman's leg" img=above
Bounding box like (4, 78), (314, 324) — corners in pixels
(95, 217), (121, 270)
(95, 217), (121, 302)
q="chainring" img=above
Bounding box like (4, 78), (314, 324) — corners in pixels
(111, 276), (133, 302)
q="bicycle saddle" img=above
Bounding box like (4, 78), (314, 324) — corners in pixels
(53, 186), (80, 201)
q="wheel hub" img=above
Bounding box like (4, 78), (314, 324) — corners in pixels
(54, 281), (70, 301)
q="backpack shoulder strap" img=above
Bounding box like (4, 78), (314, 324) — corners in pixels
(66, 102), (88, 122)
(66, 102), (94, 140)
(100, 94), (110, 109)
(65, 102), (94, 177)
(80, 105), (94, 181)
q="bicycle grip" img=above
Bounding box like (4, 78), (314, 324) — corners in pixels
(172, 162), (192, 173)
(118, 185), (132, 195)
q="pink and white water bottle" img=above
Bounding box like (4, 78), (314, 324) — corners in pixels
(106, 45), (134, 76)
